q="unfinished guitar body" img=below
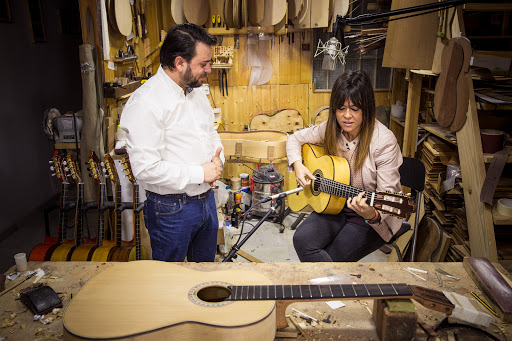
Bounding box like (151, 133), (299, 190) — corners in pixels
(63, 261), (276, 341)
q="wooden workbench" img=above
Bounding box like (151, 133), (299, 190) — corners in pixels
(1, 261), (510, 340)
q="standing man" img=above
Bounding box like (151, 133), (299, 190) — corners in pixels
(120, 23), (224, 262)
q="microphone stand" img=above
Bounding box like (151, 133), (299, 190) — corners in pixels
(222, 198), (283, 262)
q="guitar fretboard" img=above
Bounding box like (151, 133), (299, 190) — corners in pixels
(97, 183), (106, 246)
(58, 183), (70, 244)
(315, 176), (372, 203)
(115, 185), (122, 246)
(75, 183), (84, 246)
(133, 183), (141, 260)
(226, 283), (412, 301)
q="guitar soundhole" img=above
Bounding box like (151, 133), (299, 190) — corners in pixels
(189, 281), (233, 307)
(197, 286), (231, 302)
(311, 171), (322, 196)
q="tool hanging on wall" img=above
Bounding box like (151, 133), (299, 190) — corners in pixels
(219, 69), (228, 96)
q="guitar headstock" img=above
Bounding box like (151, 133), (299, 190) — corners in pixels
(88, 150), (106, 184)
(121, 154), (136, 185)
(50, 150), (70, 183)
(66, 151), (82, 183)
(374, 191), (416, 220)
(104, 154), (120, 185)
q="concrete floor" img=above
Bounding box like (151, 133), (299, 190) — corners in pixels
(221, 212), (388, 263)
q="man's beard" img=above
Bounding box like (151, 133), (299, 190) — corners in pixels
(182, 65), (206, 88)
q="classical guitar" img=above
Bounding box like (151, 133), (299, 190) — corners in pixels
(103, 154), (128, 262)
(288, 143), (415, 219)
(51, 152), (81, 261)
(29, 151), (70, 261)
(90, 151), (117, 262)
(119, 154), (148, 261)
(63, 261), (454, 341)
(69, 151), (104, 261)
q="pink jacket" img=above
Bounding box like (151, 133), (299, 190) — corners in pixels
(286, 119), (403, 242)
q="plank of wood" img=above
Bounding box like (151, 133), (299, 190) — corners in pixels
(463, 257), (512, 322)
(382, 0), (438, 70)
(237, 250), (263, 263)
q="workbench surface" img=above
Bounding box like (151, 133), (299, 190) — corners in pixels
(1, 261), (510, 340)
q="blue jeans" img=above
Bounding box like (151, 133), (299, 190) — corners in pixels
(143, 190), (218, 262)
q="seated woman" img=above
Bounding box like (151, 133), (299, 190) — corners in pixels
(286, 70), (403, 262)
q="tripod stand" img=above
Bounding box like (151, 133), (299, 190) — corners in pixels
(223, 198), (283, 262)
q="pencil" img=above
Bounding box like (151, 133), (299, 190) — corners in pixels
(471, 291), (498, 317)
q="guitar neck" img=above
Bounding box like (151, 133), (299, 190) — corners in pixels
(133, 183), (141, 260)
(115, 184), (122, 246)
(315, 177), (374, 205)
(58, 183), (70, 244)
(75, 183), (84, 246)
(227, 283), (411, 301)
(97, 183), (106, 246)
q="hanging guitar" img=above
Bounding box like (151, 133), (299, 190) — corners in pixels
(50, 151), (82, 261)
(29, 151), (71, 261)
(104, 154), (130, 262)
(119, 153), (148, 261)
(63, 261), (454, 341)
(288, 144), (415, 219)
(90, 152), (118, 262)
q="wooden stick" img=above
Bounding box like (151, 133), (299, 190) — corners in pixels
(286, 315), (308, 341)
(0, 275), (32, 297)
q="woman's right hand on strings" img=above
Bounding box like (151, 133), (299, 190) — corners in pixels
(293, 161), (315, 188)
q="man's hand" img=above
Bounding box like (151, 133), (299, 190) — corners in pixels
(202, 146), (223, 186)
(293, 161), (315, 188)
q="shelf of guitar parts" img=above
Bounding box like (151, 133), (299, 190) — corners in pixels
(206, 26), (275, 36)
(211, 63), (233, 69)
(113, 55), (139, 65)
(420, 123), (458, 145)
(224, 155), (287, 164)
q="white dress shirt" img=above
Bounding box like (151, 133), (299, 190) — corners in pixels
(119, 66), (224, 196)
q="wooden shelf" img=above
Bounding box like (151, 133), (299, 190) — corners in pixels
(420, 123), (457, 145)
(55, 142), (80, 150)
(493, 205), (512, 225)
(483, 147), (512, 163)
(390, 116), (405, 127)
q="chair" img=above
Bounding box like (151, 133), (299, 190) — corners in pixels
(384, 156), (426, 262)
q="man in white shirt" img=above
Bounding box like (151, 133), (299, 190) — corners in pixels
(119, 24), (224, 262)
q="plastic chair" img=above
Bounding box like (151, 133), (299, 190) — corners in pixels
(385, 156), (426, 262)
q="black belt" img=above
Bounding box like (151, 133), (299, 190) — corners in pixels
(147, 189), (211, 200)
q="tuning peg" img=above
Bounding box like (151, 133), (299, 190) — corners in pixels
(50, 166), (55, 171)
(48, 160), (53, 164)
(63, 160), (67, 165)
(87, 167), (91, 171)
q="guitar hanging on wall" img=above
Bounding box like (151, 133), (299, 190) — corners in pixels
(50, 151), (81, 261)
(103, 154), (127, 262)
(63, 261), (454, 341)
(89, 151), (118, 262)
(287, 144), (415, 219)
(29, 151), (71, 261)
(120, 153), (148, 261)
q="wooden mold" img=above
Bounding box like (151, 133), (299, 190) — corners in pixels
(219, 130), (288, 163)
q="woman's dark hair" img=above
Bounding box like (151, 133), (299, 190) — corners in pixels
(324, 70), (376, 171)
(160, 23), (217, 69)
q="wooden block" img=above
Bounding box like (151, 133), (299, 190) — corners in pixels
(373, 299), (417, 341)
(463, 257), (512, 322)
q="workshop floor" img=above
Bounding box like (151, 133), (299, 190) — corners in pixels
(221, 213), (388, 263)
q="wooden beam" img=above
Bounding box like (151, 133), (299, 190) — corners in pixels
(456, 74), (497, 261)
(402, 72), (422, 158)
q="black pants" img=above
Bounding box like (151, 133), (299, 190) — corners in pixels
(293, 211), (386, 262)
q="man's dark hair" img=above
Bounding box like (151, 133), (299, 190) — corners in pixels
(160, 23), (217, 69)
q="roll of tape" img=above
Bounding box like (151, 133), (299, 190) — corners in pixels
(497, 198), (512, 217)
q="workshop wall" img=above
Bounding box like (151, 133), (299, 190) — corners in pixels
(0, 0), (82, 270)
